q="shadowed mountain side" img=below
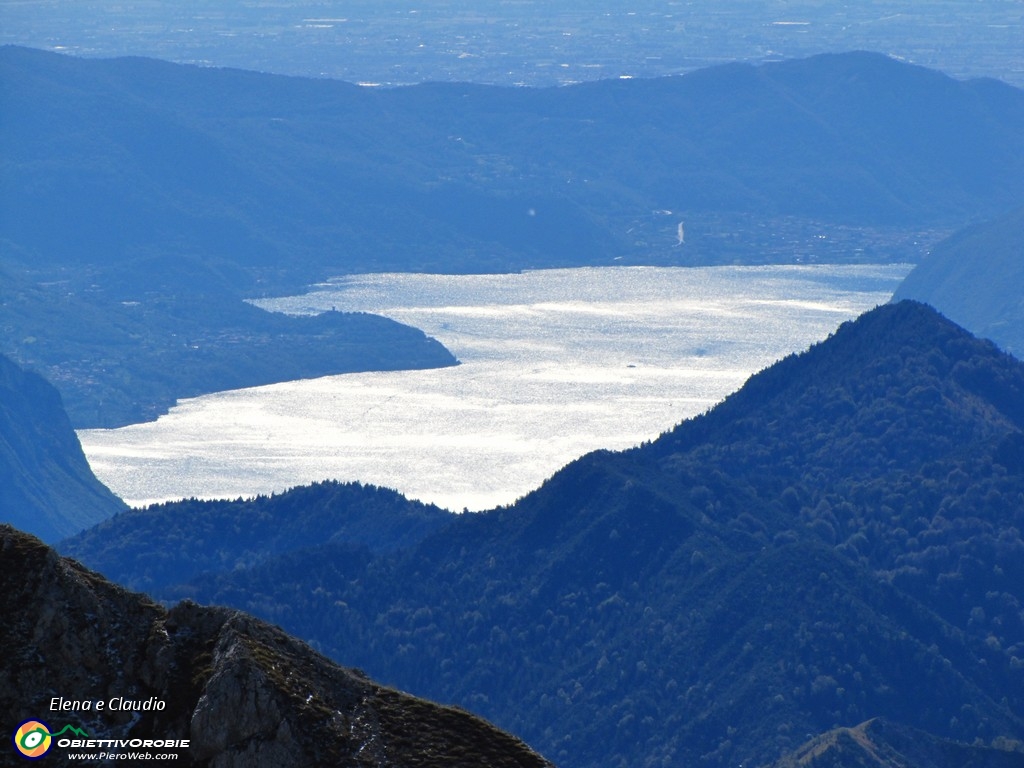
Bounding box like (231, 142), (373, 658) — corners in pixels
(0, 526), (553, 768)
(64, 302), (1024, 767)
(893, 206), (1024, 358)
(646, 297), (1024, 472)
(770, 718), (1024, 768)
(0, 353), (124, 541)
(160, 525), (1024, 767)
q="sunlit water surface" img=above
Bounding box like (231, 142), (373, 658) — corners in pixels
(79, 265), (911, 510)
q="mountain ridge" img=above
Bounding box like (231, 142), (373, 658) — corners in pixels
(61, 480), (455, 593)
(63, 301), (1024, 767)
(1, 524), (553, 767)
(4, 46), (1022, 278)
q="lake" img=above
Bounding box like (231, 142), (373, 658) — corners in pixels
(78, 264), (911, 511)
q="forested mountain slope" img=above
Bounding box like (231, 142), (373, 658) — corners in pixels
(0, 353), (123, 541)
(1, 526), (553, 767)
(62, 481), (454, 593)
(65, 302), (1024, 767)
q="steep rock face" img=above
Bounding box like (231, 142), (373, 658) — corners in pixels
(0, 525), (553, 768)
(0, 353), (124, 541)
(893, 206), (1024, 357)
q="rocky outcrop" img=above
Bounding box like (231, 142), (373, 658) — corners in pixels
(0, 525), (553, 767)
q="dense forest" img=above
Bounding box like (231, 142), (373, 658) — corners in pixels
(64, 481), (454, 591)
(63, 302), (1024, 767)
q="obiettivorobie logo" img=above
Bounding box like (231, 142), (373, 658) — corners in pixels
(12, 720), (88, 759)
(12, 711), (189, 761)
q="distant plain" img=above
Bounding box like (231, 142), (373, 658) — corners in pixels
(3, 0), (1022, 88)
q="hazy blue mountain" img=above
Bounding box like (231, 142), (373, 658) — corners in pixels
(1, 525), (554, 767)
(893, 206), (1024, 358)
(64, 302), (1024, 767)
(3, 46), (1023, 280)
(0, 353), (124, 541)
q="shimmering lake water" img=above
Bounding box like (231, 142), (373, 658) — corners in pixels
(78, 264), (911, 511)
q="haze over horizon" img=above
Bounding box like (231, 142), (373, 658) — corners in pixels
(3, 1), (1022, 88)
